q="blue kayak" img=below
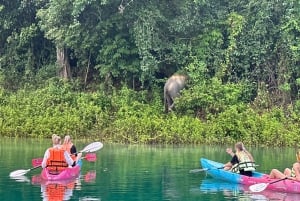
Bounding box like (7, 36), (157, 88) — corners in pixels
(200, 158), (300, 193)
(201, 158), (264, 183)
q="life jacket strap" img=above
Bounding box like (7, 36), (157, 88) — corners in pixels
(47, 160), (68, 174)
(47, 160), (69, 167)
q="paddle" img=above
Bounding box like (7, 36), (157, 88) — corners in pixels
(189, 166), (224, 173)
(10, 141), (103, 177)
(32, 153), (97, 166)
(249, 177), (288, 192)
(10, 165), (41, 177)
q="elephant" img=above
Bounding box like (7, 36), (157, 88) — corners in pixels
(164, 74), (188, 113)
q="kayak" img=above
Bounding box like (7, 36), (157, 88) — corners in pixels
(200, 158), (300, 194)
(41, 160), (82, 181)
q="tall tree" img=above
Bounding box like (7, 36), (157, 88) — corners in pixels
(37, 0), (75, 79)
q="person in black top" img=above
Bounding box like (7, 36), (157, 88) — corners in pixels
(62, 135), (82, 163)
(223, 142), (255, 177)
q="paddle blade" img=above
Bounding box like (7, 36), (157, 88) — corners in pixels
(9, 169), (30, 177)
(249, 183), (268, 193)
(32, 158), (43, 167)
(81, 142), (103, 153)
(85, 153), (97, 162)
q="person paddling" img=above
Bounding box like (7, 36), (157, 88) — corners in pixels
(224, 142), (256, 176)
(41, 134), (75, 174)
(269, 150), (300, 181)
(62, 135), (82, 163)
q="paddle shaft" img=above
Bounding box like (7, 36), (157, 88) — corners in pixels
(32, 153), (96, 167)
(206, 166), (224, 171)
(190, 166), (224, 173)
(31, 165), (41, 171)
(269, 177), (288, 185)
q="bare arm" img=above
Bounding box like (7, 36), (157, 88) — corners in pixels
(41, 149), (49, 168)
(226, 148), (234, 157)
(223, 162), (233, 171)
(64, 151), (74, 166)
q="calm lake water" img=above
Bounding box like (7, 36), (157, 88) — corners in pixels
(1, 138), (300, 201)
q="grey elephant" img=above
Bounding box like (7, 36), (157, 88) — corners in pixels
(164, 74), (188, 113)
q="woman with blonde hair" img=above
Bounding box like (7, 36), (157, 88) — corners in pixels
(269, 150), (300, 181)
(62, 135), (82, 163)
(224, 142), (256, 176)
(41, 134), (75, 174)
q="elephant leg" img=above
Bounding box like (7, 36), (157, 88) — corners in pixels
(164, 93), (173, 113)
(169, 99), (175, 111)
(164, 98), (169, 113)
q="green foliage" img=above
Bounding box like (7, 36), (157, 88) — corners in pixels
(2, 0), (300, 98)
(0, 80), (107, 137)
(97, 87), (207, 144)
(176, 59), (251, 118)
(2, 0), (300, 146)
(0, 0), (55, 89)
(0, 82), (299, 146)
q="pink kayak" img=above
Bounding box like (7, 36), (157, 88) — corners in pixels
(241, 174), (300, 193)
(201, 158), (300, 193)
(41, 160), (82, 181)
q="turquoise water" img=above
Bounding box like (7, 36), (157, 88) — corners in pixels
(1, 138), (300, 200)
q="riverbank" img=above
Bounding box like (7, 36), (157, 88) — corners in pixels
(0, 80), (299, 146)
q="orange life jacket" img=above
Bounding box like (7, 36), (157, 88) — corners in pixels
(62, 142), (76, 161)
(46, 147), (68, 173)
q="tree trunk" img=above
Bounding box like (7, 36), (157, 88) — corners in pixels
(84, 51), (91, 89)
(56, 46), (71, 79)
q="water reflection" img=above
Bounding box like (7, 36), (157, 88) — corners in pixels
(198, 178), (300, 201)
(10, 175), (31, 183)
(79, 197), (101, 201)
(199, 178), (250, 200)
(254, 189), (300, 201)
(10, 170), (97, 201)
(40, 180), (76, 201)
(38, 171), (96, 201)
(200, 178), (243, 192)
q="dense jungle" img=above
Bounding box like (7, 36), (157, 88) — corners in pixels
(0, 0), (300, 146)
